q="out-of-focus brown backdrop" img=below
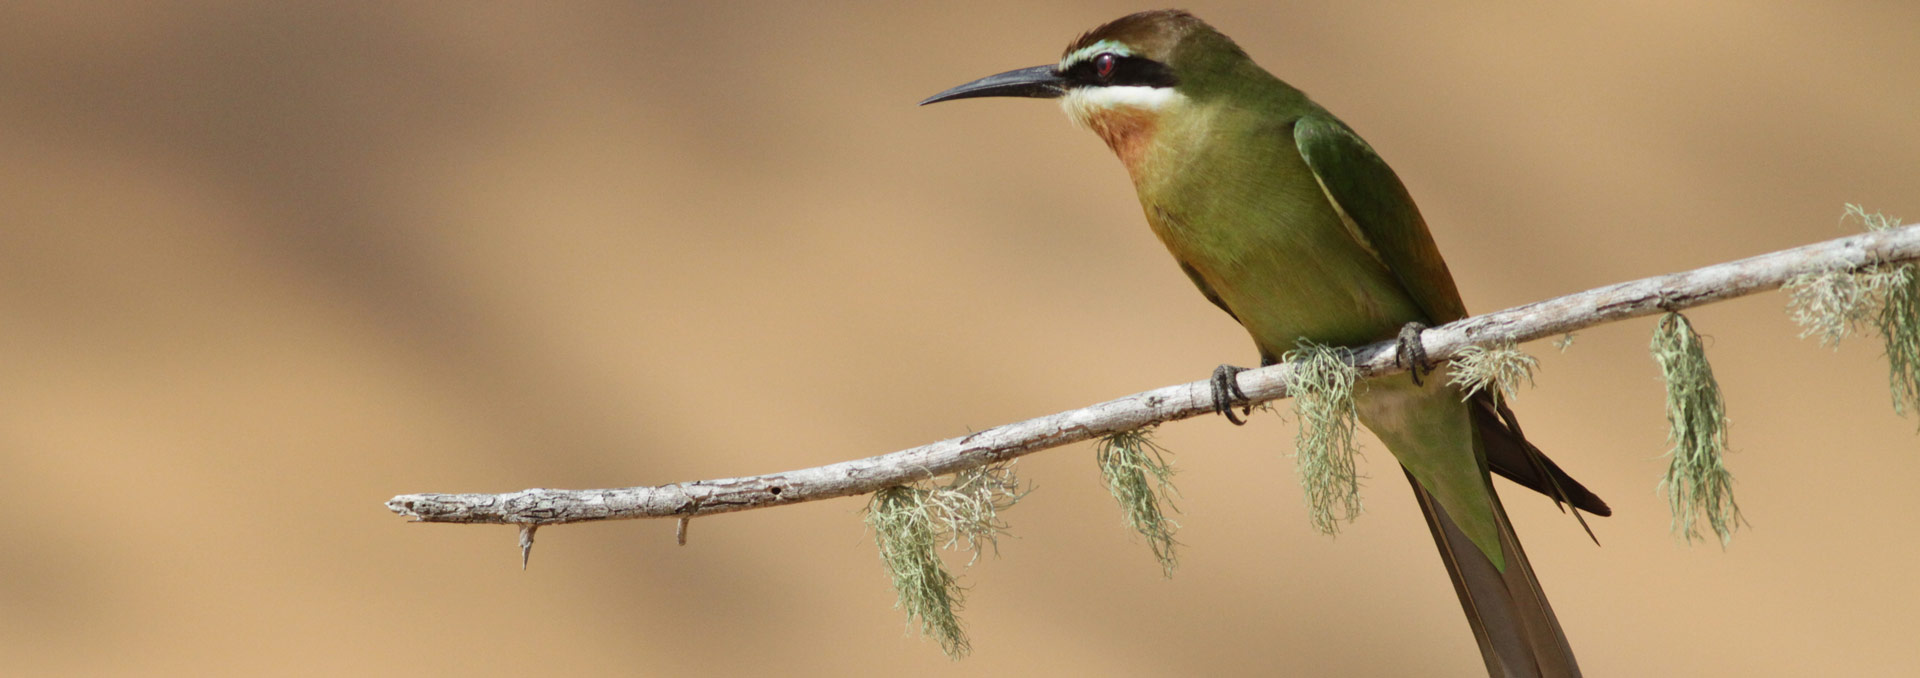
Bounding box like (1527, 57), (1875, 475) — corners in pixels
(3, 2), (1916, 676)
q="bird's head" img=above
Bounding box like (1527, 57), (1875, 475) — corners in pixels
(920, 10), (1252, 166)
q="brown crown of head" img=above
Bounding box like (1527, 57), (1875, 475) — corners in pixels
(1062, 10), (1209, 62)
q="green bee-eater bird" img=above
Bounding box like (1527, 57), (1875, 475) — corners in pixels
(922, 10), (1609, 678)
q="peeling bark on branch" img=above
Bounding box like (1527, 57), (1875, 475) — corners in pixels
(387, 224), (1920, 528)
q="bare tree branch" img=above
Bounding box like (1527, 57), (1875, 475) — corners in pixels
(387, 224), (1920, 528)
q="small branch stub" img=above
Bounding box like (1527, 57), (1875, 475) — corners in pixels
(518, 524), (538, 570)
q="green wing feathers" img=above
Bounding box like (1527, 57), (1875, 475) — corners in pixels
(1294, 114), (1469, 324)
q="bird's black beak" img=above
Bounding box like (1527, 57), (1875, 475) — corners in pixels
(919, 65), (1067, 105)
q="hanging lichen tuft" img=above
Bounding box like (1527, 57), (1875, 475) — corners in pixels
(864, 462), (1025, 658)
(1095, 429), (1181, 577)
(1784, 265), (1896, 348)
(1877, 262), (1920, 420)
(1779, 207), (1909, 353)
(1449, 339), (1539, 406)
(1649, 312), (1744, 545)
(1285, 340), (1363, 535)
(867, 486), (966, 657)
(928, 462), (1027, 563)
(1852, 205), (1920, 422)
(1783, 204), (1919, 425)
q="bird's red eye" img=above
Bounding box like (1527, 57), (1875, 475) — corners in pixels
(1094, 53), (1117, 79)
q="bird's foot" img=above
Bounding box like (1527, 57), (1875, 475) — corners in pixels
(1395, 322), (1434, 386)
(1210, 364), (1253, 425)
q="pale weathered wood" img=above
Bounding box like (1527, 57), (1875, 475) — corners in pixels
(387, 224), (1920, 528)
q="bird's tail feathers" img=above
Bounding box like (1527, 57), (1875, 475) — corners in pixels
(1473, 392), (1609, 521)
(1407, 469), (1581, 678)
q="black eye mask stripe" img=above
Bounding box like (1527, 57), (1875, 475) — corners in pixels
(1063, 55), (1179, 89)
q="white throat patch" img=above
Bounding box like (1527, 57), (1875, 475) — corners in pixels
(1060, 86), (1187, 130)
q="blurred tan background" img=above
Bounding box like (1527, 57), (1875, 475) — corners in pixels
(2, 2), (1917, 676)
